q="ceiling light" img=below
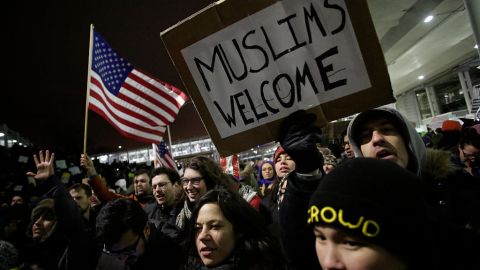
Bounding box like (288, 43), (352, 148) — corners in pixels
(423, 15), (433, 23)
(424, 15), (434, 23)
(0, 132), (4, 137)
(118, 145), (122, 149)
(475, 44), (478, 49)
(418, 75), (425, 80)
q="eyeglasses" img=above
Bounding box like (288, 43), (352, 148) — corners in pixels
(181, 177), (203, 186)
(152, 181), (171, 190)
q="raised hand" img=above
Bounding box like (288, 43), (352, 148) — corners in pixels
(26, 150), (55, 181)
(80, 153), (97, 177)
(278, 110), (323, 174)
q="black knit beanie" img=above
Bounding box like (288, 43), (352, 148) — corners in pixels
(308, 158), (429, 266)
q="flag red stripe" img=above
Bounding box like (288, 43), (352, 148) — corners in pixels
(122, 79), (178, 120)
(161, 156), (175, 169)
(116, 90), (170, 126)
(89, 105), (163, 144)
(89, 89), (164, 136)
(154, 144), (176, 170)
(161, 153), (176, 168)
(90, 77), (160, 126)
(135, 68), (188, 103)
(88, 30), (187, 145)
(129, 71), (185, 109)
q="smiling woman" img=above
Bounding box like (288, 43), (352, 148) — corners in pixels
(176, 156), (235, 230)
(183, 188), (285, 270)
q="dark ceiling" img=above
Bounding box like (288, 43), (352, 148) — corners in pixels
(4, 0), (214, 156)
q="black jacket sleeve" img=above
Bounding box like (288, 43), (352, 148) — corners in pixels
(278, 172), (322, 270)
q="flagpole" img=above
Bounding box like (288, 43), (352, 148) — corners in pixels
(167, 125), (173, 153)
(83, 24), (94, 154)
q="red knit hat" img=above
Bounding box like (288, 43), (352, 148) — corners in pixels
(273, 146), (285, 163)
(441, 120), (461, 132)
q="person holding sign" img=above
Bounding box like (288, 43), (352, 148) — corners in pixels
(275, 110), (324, 270)
(276, 111), (434, 269)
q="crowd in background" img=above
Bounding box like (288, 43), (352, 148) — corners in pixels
(0, 108), (479, 269)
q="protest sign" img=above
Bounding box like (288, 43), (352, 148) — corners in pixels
(161, 0), (394, 156)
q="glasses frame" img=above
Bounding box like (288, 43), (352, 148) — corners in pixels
(152, 181), (171, 191)
(181, 177), (203, 186)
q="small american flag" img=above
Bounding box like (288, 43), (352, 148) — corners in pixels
(153, 140), (176, 170)
(88, 29), (188, 143)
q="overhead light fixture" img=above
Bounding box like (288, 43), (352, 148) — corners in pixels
(0, 132), (4, 137)
(475, 44), (478, 49)
(418, 75), (425, 80)
(424, 15), (434, 23)
(118, 145), (122, 149)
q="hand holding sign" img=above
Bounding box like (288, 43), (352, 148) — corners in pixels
(279, 110), (323, 174)
(161, 0), (394, 156)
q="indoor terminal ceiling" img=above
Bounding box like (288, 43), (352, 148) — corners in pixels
(367, 0), (478, 96)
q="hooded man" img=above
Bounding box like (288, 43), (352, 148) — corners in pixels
(347, 107), (426, 175)
(346, 107), (480, 269)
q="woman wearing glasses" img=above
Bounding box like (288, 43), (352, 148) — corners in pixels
(183, 188), (285, 270)
(176, 156), (234, 231)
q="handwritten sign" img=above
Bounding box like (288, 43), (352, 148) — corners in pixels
(162, 0), (393, 156)
(181, 0), (370, 138)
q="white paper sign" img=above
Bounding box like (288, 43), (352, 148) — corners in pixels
(68, 166), (82, 175)
(181, 0), (371, 138)
(55, 160), (67, 169)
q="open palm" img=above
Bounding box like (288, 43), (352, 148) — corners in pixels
(26, 150), (55, 181)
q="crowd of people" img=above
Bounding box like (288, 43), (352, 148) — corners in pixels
(1, 107), (480, 269)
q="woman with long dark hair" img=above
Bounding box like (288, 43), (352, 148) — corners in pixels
(184, 188), (285, 270)
(176, 156), (234, 231)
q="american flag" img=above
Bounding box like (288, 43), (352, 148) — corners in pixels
(153, 140), (176, 170)
(88, 30), (188, 143)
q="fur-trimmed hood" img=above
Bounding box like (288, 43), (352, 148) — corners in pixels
(421, 148), (458, 182)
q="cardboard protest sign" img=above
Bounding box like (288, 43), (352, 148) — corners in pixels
(161, 0), (393, 156)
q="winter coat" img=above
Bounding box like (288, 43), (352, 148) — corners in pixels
(144, 202), (182, 242)
(278, 172), (322, 270)
(421, 149), (480, 269)
(22, 176), (94, 270)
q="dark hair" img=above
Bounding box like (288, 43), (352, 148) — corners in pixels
(257, 161), (276, 182)
(459, 128), (480, 149)
(186, 156), (234, 191)
(27, 199), (56, 239)
(134, 168), (150, 177)
(95, 198), (147, 248)
(151, 167), (180, 184)
(187, 188), (284, 269)
(68, 183), (92, 197)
